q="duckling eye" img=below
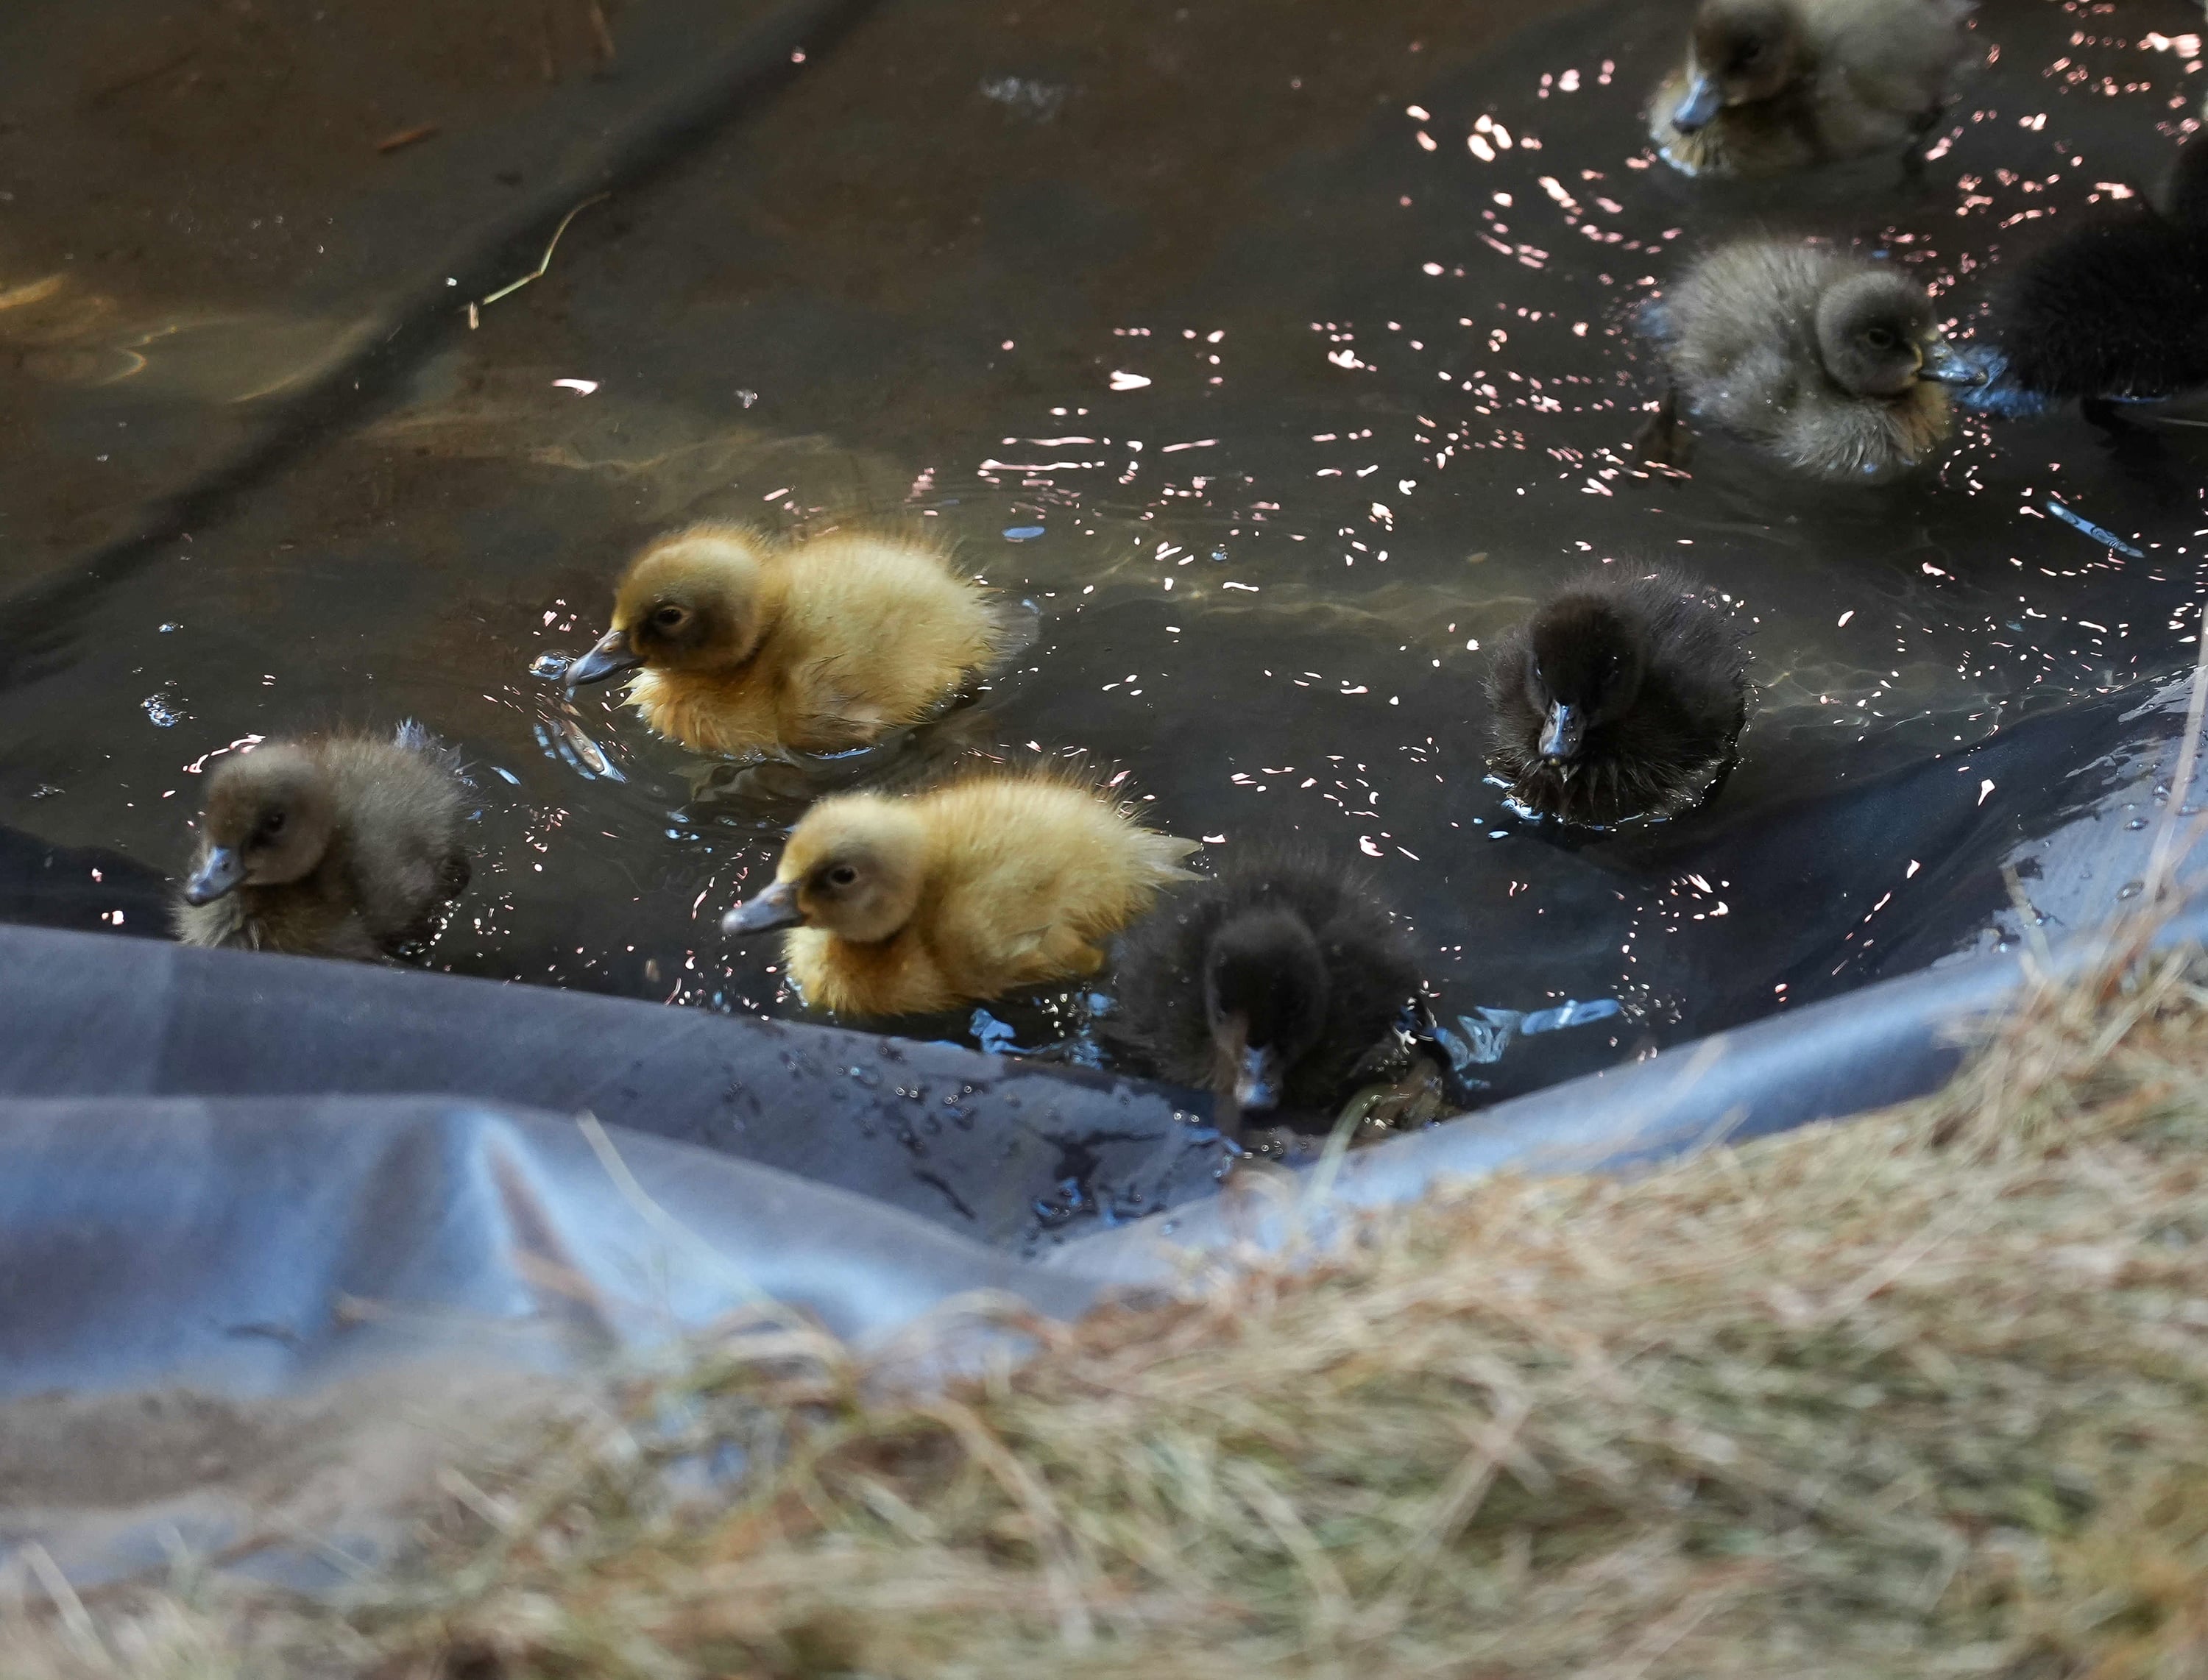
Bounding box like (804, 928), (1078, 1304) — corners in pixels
(1864, 327), (1897, 351)
(651, 605), (689, 630)
(827, 864), (859, 888)
(263, 812), (286, 836)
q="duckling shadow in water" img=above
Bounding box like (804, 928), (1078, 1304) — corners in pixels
(679, 695), (1011, 824)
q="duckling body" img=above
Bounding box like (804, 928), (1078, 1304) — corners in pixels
(1649, 0), (1974, 178)
(566, 525), (1027, 759)
(1978, 143), (2208, 412)
(721, 768), (1199, 1017)
(1111, 849), (1421, 1134)
(1487, 570), (1748, 828)
(1651, 238), (1971, 479)
(174, 723), (470, 960)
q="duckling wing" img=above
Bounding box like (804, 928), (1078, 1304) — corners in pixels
(779, 536), (1017, 740)
(323, 735), (473, 943)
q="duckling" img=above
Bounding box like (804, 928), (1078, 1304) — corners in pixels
(1109, 849), (1422, 1136)
(1647, 238), (1978, 479)
(174, 723), (471, 960)
(721, 766), (1199, 1018)
(1972, 141), (2208, 425)
(1649, 0), (1975, 178)
(564, 524), (1027, 760)
(1486, 569), (1748, 828)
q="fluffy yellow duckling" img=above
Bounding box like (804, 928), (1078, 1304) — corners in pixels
(1650, 0), (1975, 178)
(565, 524), (1027, 759)
(173, 723), (471, 960)
(721, 768), (1199, 1018)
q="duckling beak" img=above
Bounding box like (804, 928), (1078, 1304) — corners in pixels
(565, 628), (643, 690)
(1919, 341), (1987, 387)
(1672, 73), (1724, 132)
(183, 846), (244, 905)
(1234, 1044), (1285, 1114)
(1539, 701), (1585, 765)
(721, 878), (804, 937)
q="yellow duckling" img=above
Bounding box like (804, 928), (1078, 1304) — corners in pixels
(565, 524), (1027, 759)
(1650, 0), (1975, 178)
(721, 768), (1199, 1018)
(173, 723), (471, 961)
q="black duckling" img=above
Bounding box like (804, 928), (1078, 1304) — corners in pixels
(1971, 141), (2208, 426)
(1649, 0), (1975, 178)
(1109, 848), (1422, 1137)
(1646, 238), (1979, 480)
(174, 723), (470, 961)
(1485, 569), (1749, 828)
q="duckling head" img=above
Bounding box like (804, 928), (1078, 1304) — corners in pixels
(1675, 0), (1805, 130)
(1521, 593), (1652, 770)
(1815, 272), (1975, 397)
(184, 745), (339, 904)
(721, 795), (928, 946)
(1204, 907), (1329, 1113)
(567, 528), (776, 689)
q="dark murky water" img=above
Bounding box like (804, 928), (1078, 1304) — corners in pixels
(4, 0), (2206, 1113)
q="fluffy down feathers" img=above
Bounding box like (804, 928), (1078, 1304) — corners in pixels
(726, 767), (1199, 1018)
(577, 525), (1028, 759)
(1110, 848), (1422, 1130)
(1651, 238), (1960, 480)
(1486, 570), (1749, 828)
(1977, 142), (2208, 406)
(1650, 0), (1975, 178)
(173, 723), (471, 960)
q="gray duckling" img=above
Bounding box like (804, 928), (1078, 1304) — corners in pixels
(1486, 568), (1749, 829)
(1650, 0), (1975, 179)
(1645, 238), (1979, 480)
(174, 722), (471, 960)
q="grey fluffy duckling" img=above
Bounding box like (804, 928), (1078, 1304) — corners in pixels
(174, 723), (471, 960)
(1486, 570), (1749, 828)
(1650, 0), (1975, 178)
(1971, 141), (2208, 425)
(1110, 848), (1422, 1137)
(1646, 238), (1979, 480)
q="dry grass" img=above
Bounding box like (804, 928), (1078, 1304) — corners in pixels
(12, 929), (2208, 1679)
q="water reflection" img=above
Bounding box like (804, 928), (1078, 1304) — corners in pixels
(2, 0), (2206, 1119)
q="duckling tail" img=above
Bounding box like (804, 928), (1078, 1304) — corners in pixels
(393, 718), (470, 781)
(977, 594), (1042, 679)
(1144, 832), (1205, 881)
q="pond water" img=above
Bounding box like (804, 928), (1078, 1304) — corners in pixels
(3, 0), (2204, 1118)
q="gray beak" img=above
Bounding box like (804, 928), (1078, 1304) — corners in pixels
(1539, 700), (1585, 762)
(721, 878), (804, 937)
(565, 628), (643, 690)
(183, 846), (244, 906)
(1233, 1044), (1284, 1113)
(1919, 340), (1987, 386)
(1672, 73), (1724, 132)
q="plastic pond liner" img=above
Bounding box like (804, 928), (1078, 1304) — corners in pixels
(4, 0), (2208, 1589)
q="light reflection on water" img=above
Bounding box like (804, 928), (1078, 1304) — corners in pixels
(4, 0), (2207, 1109)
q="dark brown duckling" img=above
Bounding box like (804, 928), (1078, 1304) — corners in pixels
(1972, 141), (2208, 426)
(1485, 570), (1749, 828)
(1109, 848), (1422, 1137)
(174, 723), (471, 960)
